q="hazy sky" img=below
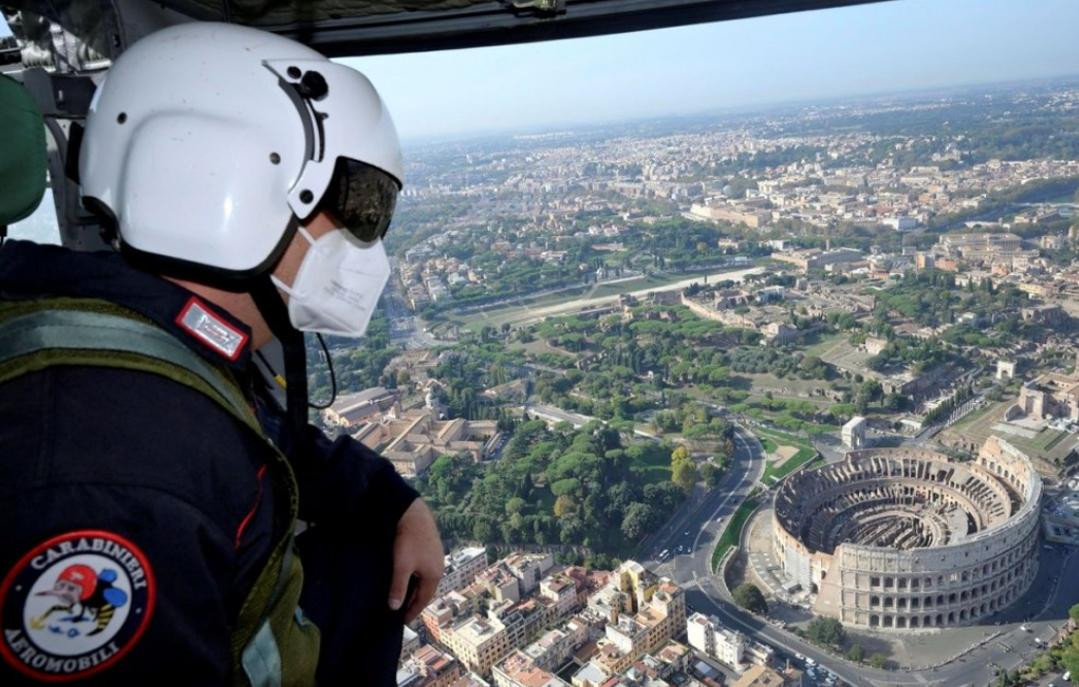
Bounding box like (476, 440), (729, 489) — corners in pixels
(3, 0), (1076, 140)
(342, 0), (1079, 141)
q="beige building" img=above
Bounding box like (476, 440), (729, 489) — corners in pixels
(438, 546), (489, 596)
(1011, 370), (1079, 422)
(422, 590), (483, 645)
(732, 664), (803, 687)
(442, 616), (512, 677)
(938, 232), (1023, 262)
(690, 201), (771, 228)
(997, 360), (1017, 381)
(321, 386), (399, 427)
(538, 573), (579, 623)
(841, 416), (867, 449)
(398, 645), (466, 687)
(491, 650), (568, 687)
(505, 553), (556, 595)
(686, 612), (745, 670)
(584, 561), (686, 677)
(520, 628), (577, 672)
(771, 247), (863, 273)
(353, 408), (498, 478)
(476, 562), (525, 604)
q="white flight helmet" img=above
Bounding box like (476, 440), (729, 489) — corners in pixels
(79, 21), (403, 282)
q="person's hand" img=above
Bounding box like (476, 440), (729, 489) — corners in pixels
(388, 499), (444, 622)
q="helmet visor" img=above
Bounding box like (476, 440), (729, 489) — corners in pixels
(321, 157), (400, 242)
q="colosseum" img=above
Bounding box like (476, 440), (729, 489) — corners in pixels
(772, 436), (1042, 630)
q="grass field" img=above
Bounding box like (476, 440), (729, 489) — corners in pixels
(1006, 426), (1079, 463)
(803, 332), (846, 358)
(587, 275), (670, 298)
(739, 373), (837, 407)
(453, 265), (761, 332)
(711, 497), (760, 572)
(950, 400), (1003, 433)
(755, 427), (820, 486)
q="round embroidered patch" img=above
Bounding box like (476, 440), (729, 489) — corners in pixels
(0, 530), (155, 682)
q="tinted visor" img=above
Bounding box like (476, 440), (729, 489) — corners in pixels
(320, 157), (400, 242)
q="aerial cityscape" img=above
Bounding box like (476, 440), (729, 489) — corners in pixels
(4, 0), (1079, 685)
(298, 73), (1079, 687)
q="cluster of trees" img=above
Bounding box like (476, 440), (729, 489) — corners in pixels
(522, 307), (764, 422)
(418, 419), (686, 554)
(653, 403), (737, 448)
(427, 344), (527, 420)
(924, 383), (974, 425)
(312, 313), (398, 402)
(1017, 604), (1079, 683)
(734, 405), (835, 435)
(728, 348), (832, 381)
(867, 336), (956, 375)
(618, 218), (747, 271)
(805, 618), (846, 648)
(874, 270), (1031, 340)
(801, 617), (889, 669)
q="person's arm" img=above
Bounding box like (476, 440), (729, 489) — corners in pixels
(296, 426), (420, 526)
(294, 427), (443, 621)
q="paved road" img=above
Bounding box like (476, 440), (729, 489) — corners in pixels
(638, 426), (765, 571)
(681, 545), (1079, 687)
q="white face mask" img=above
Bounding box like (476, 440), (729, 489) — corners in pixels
(271, 226), (391, 337)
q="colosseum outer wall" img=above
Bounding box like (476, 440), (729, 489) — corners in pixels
(771, 438), (1042, 631)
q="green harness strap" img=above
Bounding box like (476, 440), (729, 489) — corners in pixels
(0, 308), (255, 422)
(0, 299), (319, 687)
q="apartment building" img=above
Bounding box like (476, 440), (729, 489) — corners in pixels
(398, 645), (466, 687)
(491, 650), (569, 687)
(686, 612), (746, 670)
(438, 546), (489, 596)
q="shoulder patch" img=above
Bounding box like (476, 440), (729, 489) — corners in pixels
(0, 530), (156, 682)
(175, 296), (249, 362)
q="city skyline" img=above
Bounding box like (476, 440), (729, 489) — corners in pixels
(344, 0), (1079, 140)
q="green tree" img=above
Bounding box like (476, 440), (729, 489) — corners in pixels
(846, 644), (865, 662)
(868, 653), (888, 670)
(671, 456), (698, 493)
(1070, 602), (1079, 624)
(671, 445), (690, 463)
(1063, 649), (1079, 683)
(472, 518), (495, 542)
(805, 617), (847, 647)
(1030, 654), (1055, 676)
(732, 583), (768, 614)
(700, 461), (721, 487)
(621, 502), (658, 540)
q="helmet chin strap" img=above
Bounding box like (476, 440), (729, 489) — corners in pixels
(250, 274), (310, 456)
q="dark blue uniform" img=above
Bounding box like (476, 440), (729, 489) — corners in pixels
(0, 240), (417, 684)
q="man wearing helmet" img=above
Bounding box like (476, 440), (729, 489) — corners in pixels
(0, 22), (442, 686)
